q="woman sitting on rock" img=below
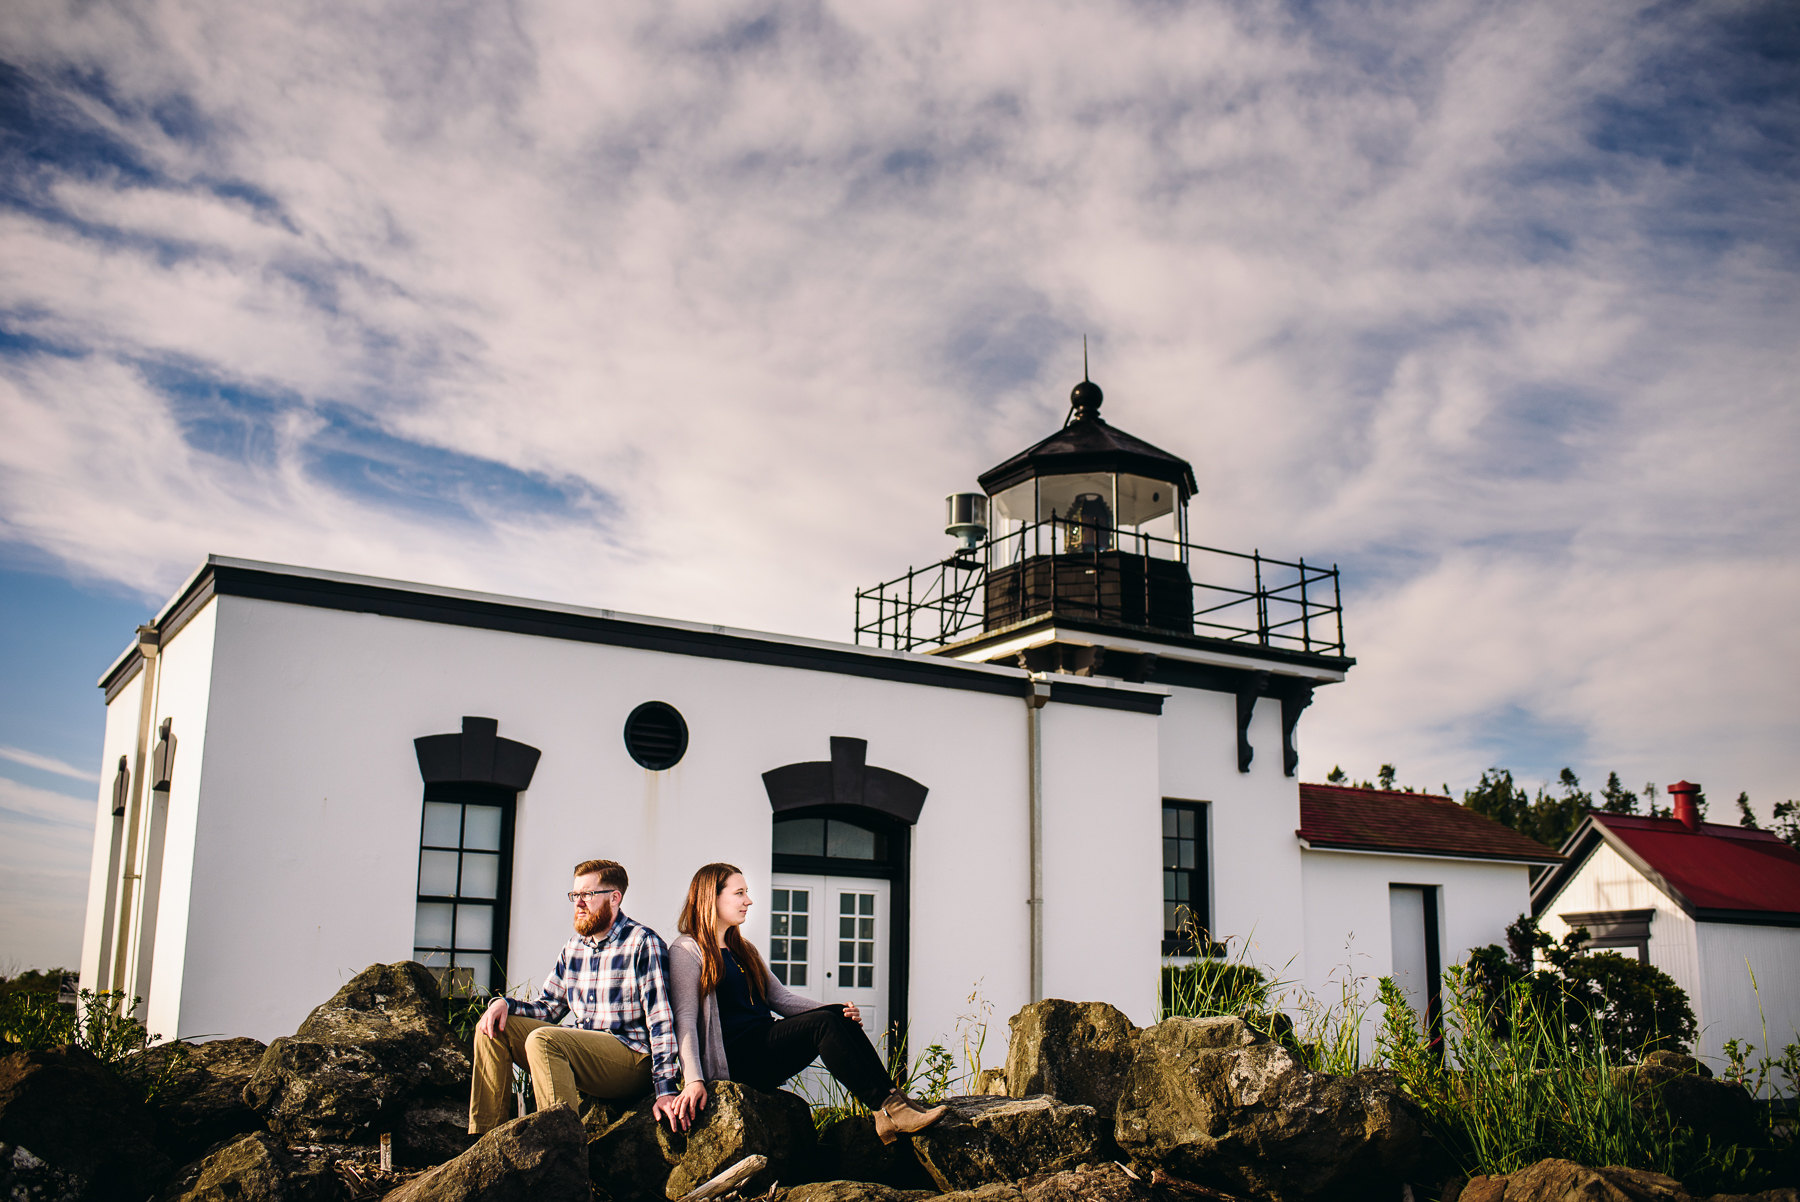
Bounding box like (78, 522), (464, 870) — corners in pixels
(665, 861), (946, 1143)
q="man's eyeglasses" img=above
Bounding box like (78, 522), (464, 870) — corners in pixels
(568, 889), (620, 904)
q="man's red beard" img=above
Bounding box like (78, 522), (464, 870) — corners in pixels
(575, 900), (614, 937)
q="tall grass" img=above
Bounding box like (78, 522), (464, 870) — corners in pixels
(1376, 968), (1666, 1176)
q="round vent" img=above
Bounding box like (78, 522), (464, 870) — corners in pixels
(624, 701), (688, 770)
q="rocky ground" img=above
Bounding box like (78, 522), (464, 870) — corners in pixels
(0, 967), (1789, 1202)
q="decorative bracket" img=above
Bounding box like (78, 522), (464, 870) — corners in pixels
(150, 719), (177, 792)
(1235, 671), (1270, 773)
(1281, 685), (1315, 778)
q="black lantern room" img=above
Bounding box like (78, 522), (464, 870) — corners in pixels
(974, 378), (1199, 633)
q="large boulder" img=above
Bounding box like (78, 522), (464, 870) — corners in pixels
(1609, 1052), (1759, 1152)
(1003, 1000), (1137, 1117)
(1114, 1015), (1427, 1202)
(154, 1131), (333, 1202)
(244, 961), (471, 1145)
(0, 1044), (173, 1200)
(384, 1104), (589, 1202)
(588, 1081), (816, 1201)
(134, 1037), (268, 1161)
(908, 1095), (1108, 1193)
(1458, 1158), (1689, 1201)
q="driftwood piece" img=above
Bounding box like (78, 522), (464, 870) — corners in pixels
(677, 1153), (769, 1201)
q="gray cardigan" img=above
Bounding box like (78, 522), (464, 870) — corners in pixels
(669, 933), (820, 1085)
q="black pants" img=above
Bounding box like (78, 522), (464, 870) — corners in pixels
(724, 1006), (893, 1108)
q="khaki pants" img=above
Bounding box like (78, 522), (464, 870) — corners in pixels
(469, 1015), (652, 1134)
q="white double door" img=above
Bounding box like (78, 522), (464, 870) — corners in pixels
(767, 873), (889, 1042)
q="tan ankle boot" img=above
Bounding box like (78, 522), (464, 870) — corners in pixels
(872, 1090), (947, 1144)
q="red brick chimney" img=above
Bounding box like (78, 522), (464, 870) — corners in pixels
(1669, 780), (1701, 831)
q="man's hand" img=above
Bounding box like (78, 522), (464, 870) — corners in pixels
(475, 997), (510, 1041)
(653, 1080), (708, 1132)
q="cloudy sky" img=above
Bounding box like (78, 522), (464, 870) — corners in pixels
(1, 0), (1795, 972)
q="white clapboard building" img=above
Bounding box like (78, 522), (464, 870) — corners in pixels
(1533, 784), (1800, 1068)
(78, 376), (1545, 1055)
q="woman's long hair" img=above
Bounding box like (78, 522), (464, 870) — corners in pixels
(677, 862), (770, 1004)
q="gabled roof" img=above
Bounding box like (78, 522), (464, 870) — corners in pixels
(1296, 783), (1563, 864)
(978, 416), (1199, 498)
(1532, 812), (1800, 927)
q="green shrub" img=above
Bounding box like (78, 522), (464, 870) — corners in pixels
(0, 987), (186, 1103)
(1467, 914), (1696, 1058)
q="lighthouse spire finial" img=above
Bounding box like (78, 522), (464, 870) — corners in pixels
(1067, 337), (1103, 426)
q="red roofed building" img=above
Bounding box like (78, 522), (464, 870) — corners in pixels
(1531, 781), (1800, 1068)
(1296, 783), (1561, 1044)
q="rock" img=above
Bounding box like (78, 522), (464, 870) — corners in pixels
(0, 1142), (84, 1202)
(244, 961), (471, 1144)
(909, 1095), (1107, 1193)
(936, 1186), (1024, 1202)
(587, 1081), (816, 1201)
(1114, 1015), (1428, 1202)
(384, 1104), (589, 1201)
(395, 1093), (478, 1166)
(1022, 1162), (1154, 1202)
(801, 1114), (936, 1192)
(1458, 1158), (1689, 1201)
(783, 1183), (935, 1202)
(973, 1068), (1009, 1096)
(134, 1037), (268, 1161)
(1003, 1001), (1137, 1117)
(1609, 1055), (1758, 1151)
(154, 1131), (327, 1202)
(0, 1044), (173, 1199)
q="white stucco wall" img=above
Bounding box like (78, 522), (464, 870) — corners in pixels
(140, 591), (1168, 1051)
(138, 600), (218, 1040)
(1156, 686), (1307, 982)
(79, 667), (145, 990)
(1038, 699), (1163, 1026)
(1300, 848), (1533, 1056)
(1538, 841), (1702, 1034)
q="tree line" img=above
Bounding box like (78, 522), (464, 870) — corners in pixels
(1324, 764), (1799, 853)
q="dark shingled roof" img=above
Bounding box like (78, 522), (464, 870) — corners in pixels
(1298, 783), (1563, 863)
(978, 416), (1199, 498)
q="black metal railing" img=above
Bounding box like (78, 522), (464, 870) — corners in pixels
(854, 515), (1345, 656)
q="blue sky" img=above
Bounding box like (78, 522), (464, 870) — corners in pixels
(1, 0), (1797, 971)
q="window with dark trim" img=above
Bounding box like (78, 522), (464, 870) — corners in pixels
(413, 782), (516, 993)
(1162, 800), (1211, 955)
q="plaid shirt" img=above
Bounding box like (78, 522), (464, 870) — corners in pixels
(505, 913), (681, 1097)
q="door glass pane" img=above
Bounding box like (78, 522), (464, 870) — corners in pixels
(418, 850), (459, 896)
(415, 902), (454, 949)
(462, 806), (503, 851)
(422, 802), (462, 847)
(460, 852), (500, 899)
(837, 891), (876, 989)
(767, 887), (811, 990)
(456, 904), (494, 951)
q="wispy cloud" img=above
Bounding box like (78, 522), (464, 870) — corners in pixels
(0, 0), (1794, 829)
(0, 745), (98, 782)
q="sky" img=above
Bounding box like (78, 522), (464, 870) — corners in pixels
(1, 0), (1796, 973)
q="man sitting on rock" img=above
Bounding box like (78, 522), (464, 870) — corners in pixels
(470, 858), (682, 1134)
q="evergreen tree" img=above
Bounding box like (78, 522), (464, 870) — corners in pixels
(1772, 800), (1800, 849)
(1643, 782), (1662, 817)
(1600, 772), (1638, 814)
(1464, 768), (1531, 832)
(1526, 768), (1592, 850)
(1326, 765), (1347, 784)
(1692, 787), (1709, 820)
(1378, 763), (1398, 791)
(1737, 791), (1757, 829)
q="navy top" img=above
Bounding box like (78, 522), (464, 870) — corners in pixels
(717, 948), (772, 1044)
